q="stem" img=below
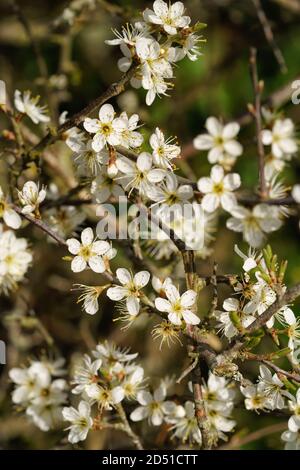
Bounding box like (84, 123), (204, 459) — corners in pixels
(219, 422), (287, 450)
(115, 403), (143, 450)
(250, 47), (267, 198)
(12, 204), (67, 246)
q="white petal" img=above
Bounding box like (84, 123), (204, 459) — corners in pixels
(88, 256), (106, 273)
(92, 240), (110, 255)
(182, 310), (200, 325)
(137, 152), (152, 171)
(83, 118), (99, 134)
(116, 268), (131, 285)
(99, 103), (115, 123)
(66, 238), (80, 255)
(223, 298), (239, 312)
(3, 208), (22, 229)
(180, 290), (197, 308)
(168, 312), (182, 325)
(81, 227), (93, 245)
(223, 140), (243, 157)
(211, 165), (224, 183)
(71, 256), (86, 272)
(202, 193), (219, 212)
(222, 122), (240, 139)
(126, 296), (140, 316)
(197, 177), (213, 194)
(193, 134), (214, 150)
(107, 286), (126, 301)
(133, 270), (150, 288)
(223, 173), (241, 191)
(130, 406), (148, 422)
(165, 284), (180, 302)
(206, 117), (223, 137)
(261, 130), (273, 145)
(155, 297), (171, 312)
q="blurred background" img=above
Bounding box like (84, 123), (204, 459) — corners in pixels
(0, 0), (299, 450)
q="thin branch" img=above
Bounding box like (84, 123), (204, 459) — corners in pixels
(252, 0), (287, 73)
(12, 204), (67, 246)
(245, 283), (300, 334)
(115, 403), (143, 450)
(245, 355), (300, 383)
(250, 47), (267, 198)
(219, 283), (300, 363)
(31, 64), (139, 154)
(219, 422), (287, 450)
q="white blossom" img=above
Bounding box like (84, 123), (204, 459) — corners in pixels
(66, 227), (112, 273)
(197, 165), (240, 213)
(193, 117), (243, 165)
(143, 1), (191, 36)
(149, 128), (180, 169)
(14, 90), (50, 124)
(130, 384), (175, 426)
(107, 268), (150, 316)
(155, 282), (199, 325)
(261, 118), (298, 159)
(281, 429), (300, 450)
(214, 297), (255, 339)
(62, 401), (93, 444)
(116, 152), (165, 196)
(0, 187), (21, 229)
(83, 103), (126, 152)
(18, 181), (46, 215)
(0, 228), (32, 293)
(91, 166), (124, 203)
(226, 204), (282, 247)
(72, 354), (102, 394)
(258, 365), (292, 410)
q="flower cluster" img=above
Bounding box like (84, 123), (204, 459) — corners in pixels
(106, 0), (205, 105)
(9, 358), (67, 431)
(0, 225), (32, 294)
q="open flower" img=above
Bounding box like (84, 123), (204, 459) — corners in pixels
(83, 103), (126, 152)
(14, 90), (50, 124)
(226, 204), (282, 247)
(149, 128), (180, 169)
(91, 166), (124, 203)
(261, 118), (298, 159)
(119, 111), (143, 149)
(258, 365), (292, 410)
(197, 165), (240, 213)
(155, 283), (199, 325)
(107, 268), (150, 316)
(193, 117), (243, 165)
(18, 181), (46, 216)
(116, 152), (165, 196)
(214, 297), (255, 339)
(143, 1), (191, 35)
(66, 227), (111, 273)
(146, 173), (193, 210)
(130, 384), (175, 426)
(62, 401), (93, 444)
(0, 186), (21, 229)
